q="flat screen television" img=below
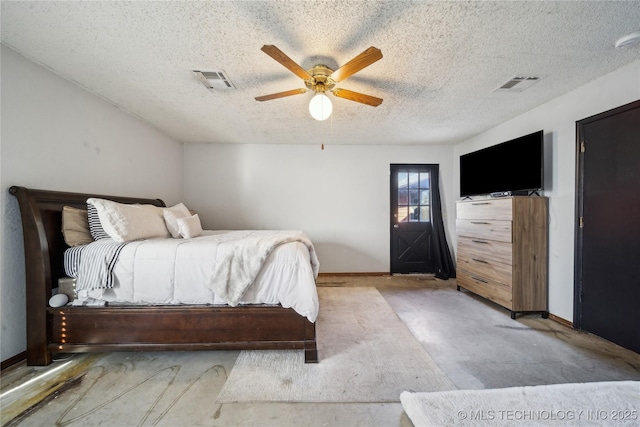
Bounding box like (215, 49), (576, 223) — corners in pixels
(460, 130), (544, 197)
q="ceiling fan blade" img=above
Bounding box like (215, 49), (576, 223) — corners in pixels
(255, 88), (308, 102)
(330, 47), (383, 83)
(261, 45), (312, 81)
(332, 88), (383, 107)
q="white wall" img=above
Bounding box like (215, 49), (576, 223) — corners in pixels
(183, 143), (456, 273)
(453, 59), (640, 322)
(0, 46), (184, 362)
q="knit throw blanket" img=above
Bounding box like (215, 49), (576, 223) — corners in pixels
(208, 230), (319, 305)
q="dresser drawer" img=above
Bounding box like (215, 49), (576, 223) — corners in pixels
(456, 219), (512, 242)
(457, 236), (512, 266)
(457, 199), (512, 220)
(457, 250), (512, 286)
(457, 272), (512, 309)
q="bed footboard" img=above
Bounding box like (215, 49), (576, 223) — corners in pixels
(47, 305), (318, 363)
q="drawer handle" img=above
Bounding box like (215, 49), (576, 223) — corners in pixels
(470, 221), (489, 224)
(471, 275), (488, 283)
(472, 239), (489, 244)
(471, 202), (490, 205)
(472, 258), (489, 264)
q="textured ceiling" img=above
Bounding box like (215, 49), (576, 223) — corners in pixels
(2, 1), (639, 145)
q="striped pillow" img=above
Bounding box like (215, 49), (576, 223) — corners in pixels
(87, 202), (110, 240)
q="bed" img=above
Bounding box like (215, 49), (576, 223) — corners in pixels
(10, 186), (319, 366)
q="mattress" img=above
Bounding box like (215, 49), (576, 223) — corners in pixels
(65, 230), (320, 322)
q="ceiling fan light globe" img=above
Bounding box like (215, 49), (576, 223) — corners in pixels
(615, 30), (640, 48)
(309, 93), (332, 121)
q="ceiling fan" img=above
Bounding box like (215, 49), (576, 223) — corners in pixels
(255, 45), (383, 120)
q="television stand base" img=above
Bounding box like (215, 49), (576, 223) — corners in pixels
(490, 190), (540, 198)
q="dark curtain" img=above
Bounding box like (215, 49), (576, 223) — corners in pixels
(429, 165), (456, 279)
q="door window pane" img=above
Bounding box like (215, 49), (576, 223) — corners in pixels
(420, 190), (430, 205)
(398, 189), (408, 205)
(409, 206), (420, 221)
(409, 173), (420, 188)
(419, 173), (430, 188)
(398, 173), (408, 190)
(397, 206), (408, 222)
(409, 190), (420, 205)
(420, 206), (430, 222)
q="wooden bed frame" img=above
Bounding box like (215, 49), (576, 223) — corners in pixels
(10, 186), (318, 366)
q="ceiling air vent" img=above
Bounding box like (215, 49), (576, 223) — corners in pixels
(494, 75), (545, 93)
(193, 70), (236, 90)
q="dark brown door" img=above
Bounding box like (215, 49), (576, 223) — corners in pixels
(390, 164), (435, 274)
(575, 100), (640, 353)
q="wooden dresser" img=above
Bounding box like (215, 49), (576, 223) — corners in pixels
(456, 196), (548, 318)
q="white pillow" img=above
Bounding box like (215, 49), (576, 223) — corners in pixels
(177, 214), (203, 239)
(163, 203), (191, 238)
(87, 198), (170, 242)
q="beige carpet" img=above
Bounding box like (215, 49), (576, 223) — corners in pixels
(216, 287), (455, 403)
(401, 381), (640, 426)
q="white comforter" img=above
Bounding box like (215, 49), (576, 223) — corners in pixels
(78, 230), (320, 322)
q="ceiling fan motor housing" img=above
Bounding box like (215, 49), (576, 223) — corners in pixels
(305, 64), (336, 93)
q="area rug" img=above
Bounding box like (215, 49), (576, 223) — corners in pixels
(401, 381), (640, 426)
(216, 287), (455, 403)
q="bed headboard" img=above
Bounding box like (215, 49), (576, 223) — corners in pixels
(9, 186), (165, 364)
